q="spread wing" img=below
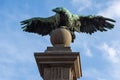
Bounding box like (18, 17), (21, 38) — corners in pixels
(21, 15), (59, 36)
(79, 16), (116, 34)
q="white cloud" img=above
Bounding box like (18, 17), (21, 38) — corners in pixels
(83, 68), (107, 80)
(71, 0), (120, 19)
(83, 43), (93, 57)
(108, 67), (120, 80)
(98, 0), (120, 18)
(97, 42), (120, 80)
(71, 0), (92, 12)
(82, 41), (120, 80)
(97, 78), (107, 80)
(0, 34), (42, 80)
(100, 42), (120, 63)
(83, 64), (120, 80)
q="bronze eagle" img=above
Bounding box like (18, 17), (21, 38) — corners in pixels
(21, 7), (115, 42)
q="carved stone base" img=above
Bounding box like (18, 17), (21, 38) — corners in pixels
(34, 46), (82, 80)
(44, 67), (73, 80)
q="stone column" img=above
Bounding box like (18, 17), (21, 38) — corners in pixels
(34, 46), (82, 80)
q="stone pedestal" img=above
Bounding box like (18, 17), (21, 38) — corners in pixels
(34, 47), (82, 80)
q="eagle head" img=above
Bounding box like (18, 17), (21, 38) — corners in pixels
(52, 7), (68, 14)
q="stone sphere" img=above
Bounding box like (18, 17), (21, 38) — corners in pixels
(50, 28), (72, 47)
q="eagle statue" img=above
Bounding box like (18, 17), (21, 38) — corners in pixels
(21, 7), (115, 42)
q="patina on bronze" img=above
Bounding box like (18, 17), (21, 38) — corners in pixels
(21, 7), (115, 46)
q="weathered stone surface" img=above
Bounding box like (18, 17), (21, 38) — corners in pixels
(45, 46), (72, 52)
(34, 47), (82, 80)
(44, 67), (72, 80)
(50, 28), (72, 47)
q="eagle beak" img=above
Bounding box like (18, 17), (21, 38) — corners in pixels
(52, 9), (56, 12)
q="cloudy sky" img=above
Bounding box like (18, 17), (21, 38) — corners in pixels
(0, 0), (120, 80)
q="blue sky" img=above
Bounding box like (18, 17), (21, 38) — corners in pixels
(0, 0), (120, 80)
